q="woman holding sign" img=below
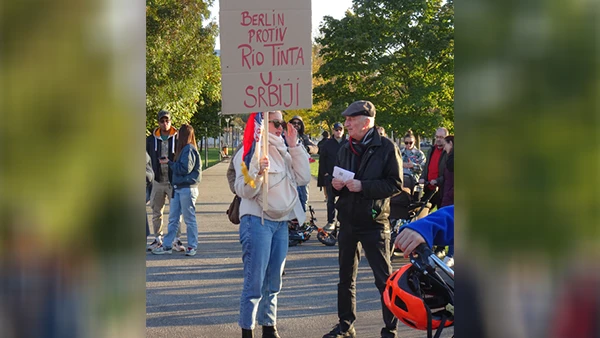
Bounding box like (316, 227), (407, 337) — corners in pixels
(233, 110), (311, 338)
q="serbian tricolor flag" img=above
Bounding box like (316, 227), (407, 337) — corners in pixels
(240, 112), (264, 188)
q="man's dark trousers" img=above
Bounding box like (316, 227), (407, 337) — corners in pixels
(337, 223), (398, 333)
(325, 181), (336, 223)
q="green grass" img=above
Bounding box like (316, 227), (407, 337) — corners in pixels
(200, 147), (233, 170)
(310, 156), (319, 177)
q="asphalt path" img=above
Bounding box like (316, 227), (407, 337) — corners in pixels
(147, 161), (453, 338)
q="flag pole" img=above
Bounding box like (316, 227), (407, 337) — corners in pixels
(261, 111), (269, 225)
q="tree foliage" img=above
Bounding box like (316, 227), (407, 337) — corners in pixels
(314, 0), (454, 140)
(146, 0), (219, 131)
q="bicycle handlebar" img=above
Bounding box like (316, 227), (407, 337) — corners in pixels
(410, 243), (454, 279)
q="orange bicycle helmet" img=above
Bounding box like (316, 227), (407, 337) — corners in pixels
(384, 263), (454, 338)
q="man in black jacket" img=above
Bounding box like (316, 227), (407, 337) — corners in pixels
(145, 110), (184, 252)
(317, 122), (347, 231)
(323, 101), (403, 338)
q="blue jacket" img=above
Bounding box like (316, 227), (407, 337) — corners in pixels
(401, 205), (454, 248)
(168, 144), (201, 188)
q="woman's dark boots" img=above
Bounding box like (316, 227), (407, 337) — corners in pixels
(262, 326), (281, 338)
(242, 328), (254, 338)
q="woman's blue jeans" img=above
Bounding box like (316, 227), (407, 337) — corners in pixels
(238, 215), (288, 329)
(163, 187), (198, 249)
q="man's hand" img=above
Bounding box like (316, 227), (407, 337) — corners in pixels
(430, 179), (438, 186)
(159, 158), (169, 164)
(394, 228), (426, 258)
(419, 178), (425, 184)
(346, 179), (362, 192)
(331, 177), (346, 191)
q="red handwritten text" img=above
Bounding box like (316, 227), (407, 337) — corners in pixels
(241, 11), (285, 27)
(243, 72), (300, 109)
(248, 27), (287, 44)
(264, 43), (305, 67)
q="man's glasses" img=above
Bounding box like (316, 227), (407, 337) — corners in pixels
(334, 128), (342, 132)
(290, 121), (301, 126)
(405, 141), (413, 145)
(269, 120), (287, 129)
(159, 119), (170, 124)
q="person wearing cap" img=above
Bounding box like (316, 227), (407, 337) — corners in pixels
(288, 115), (318, 212)
(323, 101), (403, 338)
(317, 122), (347, 231)
(146, 110), (184, 252)
(317, 130), (331, 201)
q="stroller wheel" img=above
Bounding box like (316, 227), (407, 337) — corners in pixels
(317, 231), (337, 246)
(323, 237), (337, 246)
(317, 231), (327, 244)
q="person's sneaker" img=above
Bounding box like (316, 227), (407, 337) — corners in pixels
(151, 244), (172, 255)
(147, 238), (161, 251)
(185, 247), (197, 256)
(323, 222), (336, 232)
(172, 240), (186, 252)
(322, 324), (355, 338)
(443, 256), (454, 267)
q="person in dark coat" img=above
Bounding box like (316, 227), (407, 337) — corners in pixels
(317, 122), (347, 230)
(440, 135), (454, 267)
(419, 128), (449, 210)
(323, 101), (403, 338)
(317, 130), (330, 201)
(289, 115), (318, 212)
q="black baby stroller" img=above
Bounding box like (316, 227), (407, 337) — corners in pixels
(288, 205), (335, 246)
(389, 176), (438, 259)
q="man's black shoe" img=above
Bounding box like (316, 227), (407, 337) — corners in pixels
(322, 324), (356, 338)
(381, 326), (397, 338)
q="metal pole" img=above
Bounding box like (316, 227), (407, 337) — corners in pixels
(204, 127), (209, 169)
(218, 115), (221, 161)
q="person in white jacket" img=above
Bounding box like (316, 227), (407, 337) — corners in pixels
(234, 110), (311, 338)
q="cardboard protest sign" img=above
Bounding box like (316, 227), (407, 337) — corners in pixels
(220, 0), (312, 114)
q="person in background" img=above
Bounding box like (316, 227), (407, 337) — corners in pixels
(317, 130), (331, 201)
(401, 130), (426, 193)
(288, 115), (318, 212)
(317, 122), (347, 231)
(152, 124), (202, 257)
(419, 127), (449, 210)
(440, 135), (454, 267)
(146, 110), (184, 252)
(146, 152), (154, 239)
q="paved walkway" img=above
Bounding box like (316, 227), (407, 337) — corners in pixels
(146, 161), (453, 338)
